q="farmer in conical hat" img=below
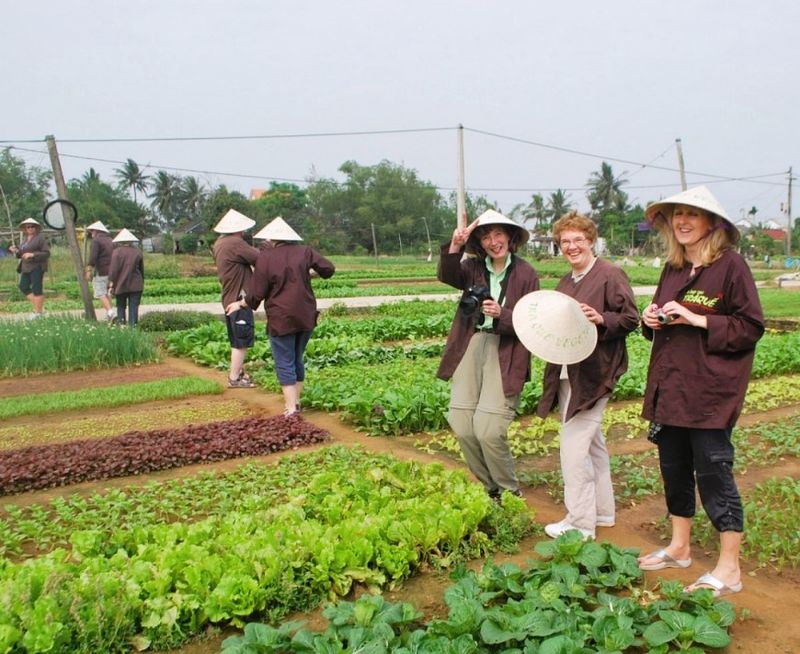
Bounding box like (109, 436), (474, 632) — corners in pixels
(9, 218), (50, 319)
(247, 216), (335, 416)
(108, 228), (144, 327)
(212, 209), (260, 388)
(85, 220), (116, 321)
(637, 186), (764, 598)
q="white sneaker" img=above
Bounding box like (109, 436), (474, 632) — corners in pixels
(544, 519), (594, 540)
(596, 515), (616, 528)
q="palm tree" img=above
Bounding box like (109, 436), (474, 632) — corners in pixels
(523, 193), (547, 233)
(546, 189), (572, 225)
(114, 159), (150, 203)
(586, 162), (628, 217)
(180, 176), (206, 222)
(149, 170), (181, 229)
(80, 168), (102, 188)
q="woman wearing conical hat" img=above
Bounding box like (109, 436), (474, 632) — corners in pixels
(108, 228), (144, 327)
(9, 218), (50, 318)
(246, 216), (335, 416)
(85, 220), (116, 321)
(436, 209), (540, 500)
(637, 186), (764, 598)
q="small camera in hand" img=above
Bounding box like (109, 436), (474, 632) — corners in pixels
(459, 285), (492, 316)
(657, 311), (676, 325)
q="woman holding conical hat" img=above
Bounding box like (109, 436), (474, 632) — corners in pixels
(536, 211), (639, 540)
(246, 216), (335, 416)
(9, 218), (50, 318)
(436, 209), (539, 500)
(637, 186), (764, 598)
(108, 228), (144, 327)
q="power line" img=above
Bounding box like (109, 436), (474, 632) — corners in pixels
(0, 126), (455, 145)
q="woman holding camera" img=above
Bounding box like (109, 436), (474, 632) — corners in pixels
(437, 209), (539, 500)
(537, 211), (639, 540)
(639, 186), (763, 598)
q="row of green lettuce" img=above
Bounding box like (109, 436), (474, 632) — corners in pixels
(0, 447), (534, 653)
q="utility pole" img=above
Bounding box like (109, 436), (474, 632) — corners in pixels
(675, 138), (687, 190)
(46, 135), (96, 321)
(456, 124), (466, 229)
(398, 234), (403, 257)
(421, 216), (432, 262)
(371, 223), (378, 262)
(787, 166), (793, 257)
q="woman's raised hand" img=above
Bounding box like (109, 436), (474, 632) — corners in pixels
(449, 218), (480, 253)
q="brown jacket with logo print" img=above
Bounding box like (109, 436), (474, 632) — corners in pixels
(642, 249), (764, 429)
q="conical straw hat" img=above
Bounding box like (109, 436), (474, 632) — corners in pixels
(86, 220), (109, 233)
(512, 290), (598, 365)
(113, 228), (139, 243)
(19, 217), (41, 227)
(254, 216), (303, 241)
(473, 209), (529, 246)
(213, 209), (256, 234)
(645, 185), (738, 240)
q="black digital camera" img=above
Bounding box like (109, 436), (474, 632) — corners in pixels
(459, 285), (492, 316)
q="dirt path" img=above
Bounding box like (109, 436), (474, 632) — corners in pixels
(3, 358), (800, 653)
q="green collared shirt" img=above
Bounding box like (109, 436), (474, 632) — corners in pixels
(477, 255), (511, 331)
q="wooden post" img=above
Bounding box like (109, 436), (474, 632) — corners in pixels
(371, 223), (378, 262)
(675, 138), (687, 191)
(46, 135), (96, 321)
(456, 124), (466, 229)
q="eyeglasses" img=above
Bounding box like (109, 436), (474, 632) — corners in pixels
(559, 236), (587, 248)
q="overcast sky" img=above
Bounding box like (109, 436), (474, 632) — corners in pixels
(3, 0), (797, 228)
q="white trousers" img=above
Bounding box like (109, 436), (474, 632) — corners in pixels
(558, 379), (614, 530)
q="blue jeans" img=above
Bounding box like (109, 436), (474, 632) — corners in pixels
(269, 331), (312, 386)
(116, 292), (142, 327)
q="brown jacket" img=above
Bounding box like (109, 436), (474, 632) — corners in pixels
(246, 243), (335, 336)
(436, 245), (540, 397)
(642, 249), (764, 429)
(16, 233), (50, 273)
(108, 245), (144, 294)
(88, 233), (113, 276)
(212, 235), (259, 307)
(537, 258), (639, 421)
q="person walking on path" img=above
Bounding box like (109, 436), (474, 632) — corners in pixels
(84, 220), (116, 321)
(246, 216), (335, 416)
(9, 217), (50, 318)
(437, 209), (540, 500)
(108, 228), (144, 327)
(536, 211), (639, 540)
(637, 186), (764, 598)
(212, 209), (260, 388)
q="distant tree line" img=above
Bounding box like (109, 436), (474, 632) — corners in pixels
(1, 146), (796, 257)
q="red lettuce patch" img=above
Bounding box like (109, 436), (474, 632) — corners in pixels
(0, 414), (328, 495)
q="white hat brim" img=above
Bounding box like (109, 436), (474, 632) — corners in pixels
(253, 216), (303, 241)
(113, 228), (139, 243)
(213, 209), (256, 234)
(512, 290), (598, 365)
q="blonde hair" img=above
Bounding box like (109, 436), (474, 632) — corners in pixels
(552, 211), (598, 244)
(659, 209), (735, 268)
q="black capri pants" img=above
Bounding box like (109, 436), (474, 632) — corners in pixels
(656, 425), (743, 533)
(19, 267), (44, 296)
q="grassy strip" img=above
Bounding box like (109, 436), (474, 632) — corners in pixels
(0, 375), (222, 420)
